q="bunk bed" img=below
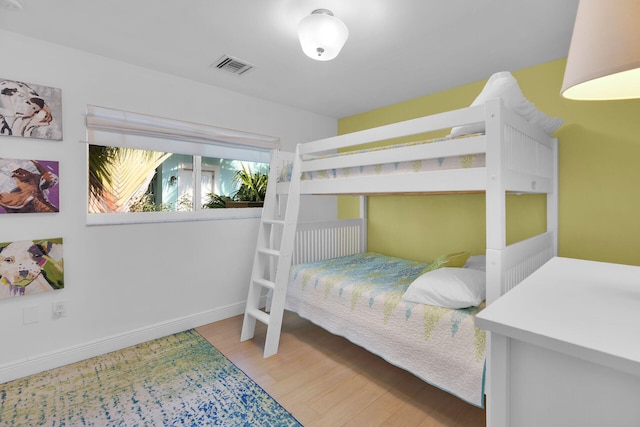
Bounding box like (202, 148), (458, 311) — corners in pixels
(241, 72), (561, 409)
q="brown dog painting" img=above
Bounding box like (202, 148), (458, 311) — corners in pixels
(0, 159), (59, 213)
(0, 79), (62, 140)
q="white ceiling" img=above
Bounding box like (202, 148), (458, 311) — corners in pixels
(0, 0), (580, 118)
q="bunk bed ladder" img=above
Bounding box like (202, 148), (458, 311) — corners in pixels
(240, 147), (303, 357)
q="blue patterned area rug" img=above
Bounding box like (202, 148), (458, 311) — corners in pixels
(0, 330), (302, 426)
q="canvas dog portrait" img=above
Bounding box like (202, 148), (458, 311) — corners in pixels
(0, 78), (63, 141)
(0, 238), (64, 300)
(0, 158), (59, 213)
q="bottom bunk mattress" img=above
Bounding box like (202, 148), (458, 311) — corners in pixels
(285, 252), (486, 407)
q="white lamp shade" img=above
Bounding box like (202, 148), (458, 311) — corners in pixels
(561, 0), (640, 100)
(298, 10), (349, 61)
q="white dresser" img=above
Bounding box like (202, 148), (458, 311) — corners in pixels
(476, 257), (640, 427)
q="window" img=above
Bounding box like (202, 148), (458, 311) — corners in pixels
(86, 106), (278, 225)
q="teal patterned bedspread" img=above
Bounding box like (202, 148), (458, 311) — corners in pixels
(293, 252), (425, 319)
(285, 252), (486, 407)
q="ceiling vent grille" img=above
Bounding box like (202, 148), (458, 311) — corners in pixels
(212, 55), (254, 76)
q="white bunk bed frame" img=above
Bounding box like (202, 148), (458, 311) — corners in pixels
(241, 98), (558, 416)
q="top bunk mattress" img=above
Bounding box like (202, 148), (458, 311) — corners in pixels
(278, 133), (485, 183)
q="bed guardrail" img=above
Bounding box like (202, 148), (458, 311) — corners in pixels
(486, 231), (555, 303)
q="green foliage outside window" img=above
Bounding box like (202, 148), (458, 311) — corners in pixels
(203, 164), (268, 208)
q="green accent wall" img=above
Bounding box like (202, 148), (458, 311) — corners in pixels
(338, 59), (640, 266)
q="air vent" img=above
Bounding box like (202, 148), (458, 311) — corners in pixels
(212, 55), (254, 76)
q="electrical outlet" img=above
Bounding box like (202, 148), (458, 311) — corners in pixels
(52, 301), (66, 318)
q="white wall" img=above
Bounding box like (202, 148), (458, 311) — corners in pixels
(0, 29), (337, 381)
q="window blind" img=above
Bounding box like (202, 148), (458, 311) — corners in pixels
(85, 105), (280, 163)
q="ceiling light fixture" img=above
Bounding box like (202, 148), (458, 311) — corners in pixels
(561, 0), (640, 100)
(298, 9), (349, 61)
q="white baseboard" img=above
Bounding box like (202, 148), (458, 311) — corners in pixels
(0, 301), (250, 384)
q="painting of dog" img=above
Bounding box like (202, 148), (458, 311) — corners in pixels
(0, 238), (64, 300)
(0, 78), (62, 141)
(0, 158), (59, 213)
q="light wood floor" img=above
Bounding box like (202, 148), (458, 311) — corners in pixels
(196, 312), (486, 427)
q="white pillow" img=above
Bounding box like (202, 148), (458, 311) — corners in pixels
(464, 255), (486, 272)
(450, 71), (563, 137)
(402, 267), (486, 309)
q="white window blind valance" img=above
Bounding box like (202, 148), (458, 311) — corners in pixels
(85, 105), (280, 162)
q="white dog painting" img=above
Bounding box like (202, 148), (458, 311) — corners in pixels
(0, 79), (63, 141)
(0, 238), (63, 300)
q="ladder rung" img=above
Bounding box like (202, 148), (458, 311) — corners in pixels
(258, 247), (280, 257)
(263, 219), (285, 226)
(253, 278), (275, 290)
(246, 307), (270, 325)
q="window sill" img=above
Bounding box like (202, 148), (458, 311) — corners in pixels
(86, 207), (263, 226)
